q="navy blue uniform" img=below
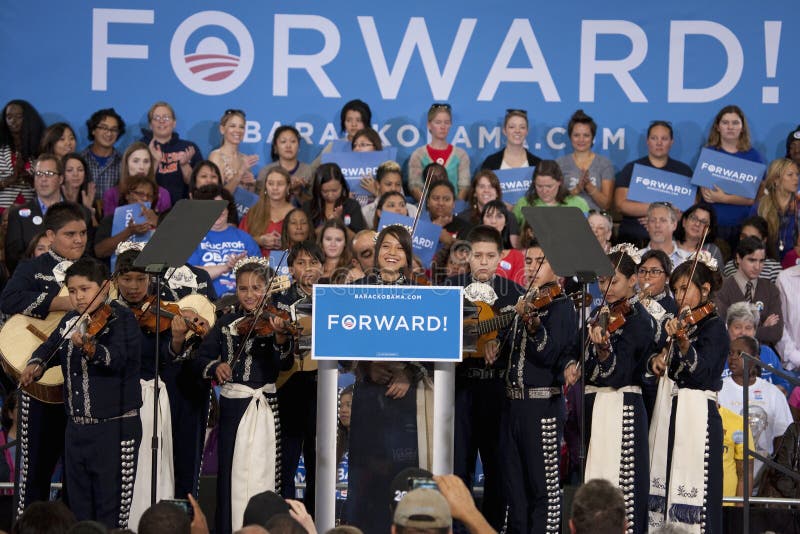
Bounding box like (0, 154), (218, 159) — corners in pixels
(273, 284), (317, 512)
(29, 301), (142, 529)
(500, 285), (577, 534)
(196, 311), (293, 534)
(584, 301), (655, 534)
(0, 251), (72, 518)
(156, 265), (217, 499)
(444, 274), (524, 530)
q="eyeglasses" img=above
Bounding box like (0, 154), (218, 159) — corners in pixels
(505, 108), (528, 116)
(34, 170), (59, 178)
(354, 142), (374, 149)
(651, 201), (674, 209)
(638, 268), (665, 277)
(224, 109), (245, 118)
(95, 124), (119, 134)
(128, 189), (153, 200)
(429, 103), (451, 112)
(688, 213), (710, 226)
(151, 114), (173, 123)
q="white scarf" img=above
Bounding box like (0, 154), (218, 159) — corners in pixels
(128, 379), (175, 531)
(221, 382), (277, 533)
(649, 378), (716, 533)
(585, 386), (641, 487)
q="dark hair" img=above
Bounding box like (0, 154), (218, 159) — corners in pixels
(425, 179), (455, 211)
(85, 108), (125, 142)
(732, 334), (760, 360)
(234, 260), (273, 285)
(44, 201), (86, 233)
(288, 240), (324, 266)
(340, 99), (372, 134)
(570, 479), (625, 534)
(318, 218), (352, 283)
(608, 250), (638, 278)
(270, 125), (301, 161)
(137, 502), (190, 534)
(736, 235), (766, 259)
(39, 122), (76, 155)
(24, 232), (49, 259)
(265, 513), (306, 534)
(11, 501), (75, 534)
(465, 169), (503, 224)
(281, 208), (314, 249)
(674, 202), (718, 244)
(192, 184), (237, 225)
(0, 99), (45, 161)
(567, 109), (597, 139)
(67, 521), (109, 534)
(786, 125), (800, 157)
(527, 160), (568, 205)
(740, 215), (769, 240)
(669, 258), (722, 296)
(121, 174), (159, 210)
(310, 163), (350, 227)
(421, 162), (448, 184)
(1, 390), (17, 430)
(374, 224), (413, 275)
(62, 152), (92, 192)
(467, 224), (504, 253)
(394, 528), (448, 534)
(351, 127), (383, 151)
(114, 249), (145, 275)
(647, 120), (674, 139)
(374, 191), (407, 228)
(707, 104), (751, 151)
(189, 160), (222, 194)
(65, 257), (109, 286)
(639, 249), (673, 277)
(376, 160), (402, 183)
(480, 200), (513, 249)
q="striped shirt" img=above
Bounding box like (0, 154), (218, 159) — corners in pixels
(80, 146), (122, 201)
(723, 258), (782, 283)
(0, 146), (34, 212)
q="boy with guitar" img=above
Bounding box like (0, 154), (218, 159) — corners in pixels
(272, 240), (324, 513)
(443, 225), (524, 531)
(0, 201), (87, 518)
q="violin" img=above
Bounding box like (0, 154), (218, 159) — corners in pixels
(132, 295), (208, 338)
(516, 283), (563, 323)
(674, 302), (716, 341)
(590, 297), (636, 337)
(235, 304), (299, 337)
(79, 303), (114, 358)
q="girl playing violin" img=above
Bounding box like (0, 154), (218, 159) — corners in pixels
(20, 257), (142, 529)
(575, 243), (656, 534)
(195, 256), (294, 534)
(648, 251), (727, 534)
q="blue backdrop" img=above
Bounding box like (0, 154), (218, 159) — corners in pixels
(1, 1), (797, 176)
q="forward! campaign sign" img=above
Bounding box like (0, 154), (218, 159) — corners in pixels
(494, 167), (534, 204)
(312, 285), (463, 361)
(321, 148), (398, 196)
(690, 148), (766, 199)
(627, 164), (697, 211)
(377, 211), (442, 267)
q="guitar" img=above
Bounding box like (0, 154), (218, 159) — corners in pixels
(276, 315), (318, 389)
(0, 287), (68, 404)
(462, 302), (516, 359)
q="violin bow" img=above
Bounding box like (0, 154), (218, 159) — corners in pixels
(663, 224), (710, 368)
(21, 275), (116, 387)
(226, 250), (290, 379)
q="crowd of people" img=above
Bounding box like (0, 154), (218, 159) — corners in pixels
(0, 96), (799, 534)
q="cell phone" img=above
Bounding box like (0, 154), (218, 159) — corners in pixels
(408, 477), (438, 491)
(160, 499), (194, 519)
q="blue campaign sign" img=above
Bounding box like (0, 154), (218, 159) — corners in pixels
(312, 285), (463, 361)
(377, 211), (442, 266)
(690, 148), (766, 199)
(268, 249), (291, 279)
(494, 167), (534, 204)
(627, 164), (697, 211)
(111, 202), (153, 270)
(233, 186), (259, 219)
(330, 139), (353, 153)
(321, 148), (398, 196)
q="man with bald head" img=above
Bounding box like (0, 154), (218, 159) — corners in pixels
(350, 230), (377, 277)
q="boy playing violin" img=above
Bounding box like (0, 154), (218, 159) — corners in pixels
(20, 257), (142, 529)
(499, 238), (577, 534)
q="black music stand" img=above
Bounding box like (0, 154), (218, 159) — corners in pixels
(521, 206), (614, 481)
(133, 199), (227, 505)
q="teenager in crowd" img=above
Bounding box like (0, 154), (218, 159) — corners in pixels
(427, 179), (469, 249)
(61, 153), (97, 222)
(80, 108), (125, 201)
(240, 167), (293, 257)
(361, 160), (417, 228)
(39, 123), (76, 160)
(513, 160), (589, 225)
(304, 163), (365, 234)
(311, 99), (372, 171)
(674, 203), (724, 268)
(102, 141), (171, 217)
(458, 169), (520, 241)
(258, 125), (313, 206)
(318, 218), (353, 284)
(721, 216), (782, 282)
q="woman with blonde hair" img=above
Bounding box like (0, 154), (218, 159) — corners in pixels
(752, 158), (799, 260)
(209, 109), (258, 194)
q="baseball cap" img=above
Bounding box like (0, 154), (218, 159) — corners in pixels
(786, 124), (800, 155)
(393, 488), (452, 529)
